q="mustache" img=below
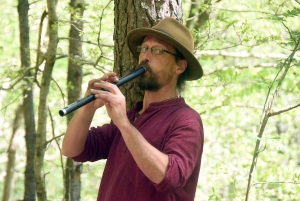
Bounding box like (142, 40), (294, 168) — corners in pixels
(138, 61), (151, 72)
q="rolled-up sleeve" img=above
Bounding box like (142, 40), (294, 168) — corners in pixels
(72, 123), (118, 162)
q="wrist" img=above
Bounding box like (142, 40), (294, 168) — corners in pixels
(74, 106), (96, 123)
(115, 117), (132, 131)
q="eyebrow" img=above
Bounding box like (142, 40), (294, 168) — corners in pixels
(142, 37), (165, 45)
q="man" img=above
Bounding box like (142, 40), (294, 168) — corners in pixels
(62, 17), (204, 201)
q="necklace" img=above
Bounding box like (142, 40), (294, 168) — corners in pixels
(160, 94), (180, 102)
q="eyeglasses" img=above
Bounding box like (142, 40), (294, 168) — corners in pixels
(136, 45), (179, 57)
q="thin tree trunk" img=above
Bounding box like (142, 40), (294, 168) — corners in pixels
(186, 1), (210, 31)
(1, 105), (22, 201)
(64, 0), (84, 200)
(114, 0), (183, 109)
(35, 0), (58, 200)
(245, 36), (300, 201)
(17, 0), (37, 200)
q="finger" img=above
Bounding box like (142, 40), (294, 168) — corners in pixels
(101, 72), (119, 83)
(95, 81), (120, 94)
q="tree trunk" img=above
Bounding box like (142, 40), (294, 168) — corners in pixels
(1, 105), (22, 201)
(64, 0), (85, 200)
(35, 0), (58, 200)
(114, 0), (183, 109)
(17, 0), (37, 200)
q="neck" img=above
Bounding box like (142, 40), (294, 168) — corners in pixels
(139, 88), (179, 114)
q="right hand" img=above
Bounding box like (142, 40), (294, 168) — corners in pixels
(83, 72), (119, 111)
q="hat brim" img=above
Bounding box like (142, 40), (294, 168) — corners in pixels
(126, 28), (203, 81)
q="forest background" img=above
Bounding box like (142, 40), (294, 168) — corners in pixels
(0, 0), (299, 200)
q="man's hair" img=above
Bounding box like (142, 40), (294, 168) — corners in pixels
(175, 49), (187, 93)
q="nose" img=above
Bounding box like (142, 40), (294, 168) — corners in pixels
(139, 48), (151, 63)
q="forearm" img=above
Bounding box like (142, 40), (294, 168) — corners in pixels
(118, 121), (169, 184)
(61, 72), (118, 157)
(62, 107), (95, 157)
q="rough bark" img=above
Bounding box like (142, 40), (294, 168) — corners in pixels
(35, 0), (58, 200)
(1, 105), (22, 201)
(64, 0), (85, 200)
(114, 0), (183, 109)
(17, 0), (37, 200)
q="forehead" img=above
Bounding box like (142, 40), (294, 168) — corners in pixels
(142, 35), (173, 49)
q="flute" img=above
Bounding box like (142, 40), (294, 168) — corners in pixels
(59, 66), (146, 117)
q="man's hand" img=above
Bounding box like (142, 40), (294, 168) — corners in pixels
(93, 80), (128, 127)
(83, 72), (120, 111)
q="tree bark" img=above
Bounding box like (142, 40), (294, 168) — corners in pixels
(64, 0), (85, 200)
(1, 105), (22, 201)
(35, 0), (58, 200)
(114, 0), (183, 109)
(17, 0), (37, 200)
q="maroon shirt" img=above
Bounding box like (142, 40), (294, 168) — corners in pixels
(72, 98), (204, 201)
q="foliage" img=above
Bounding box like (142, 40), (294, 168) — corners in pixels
(183, 0), (300, 200)
(0, 0), (299, 200)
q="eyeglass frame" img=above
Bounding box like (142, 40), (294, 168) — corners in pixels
(136, 45), (181, 58)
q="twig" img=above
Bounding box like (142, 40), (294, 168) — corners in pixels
(34, 10), (48, 89)
(51, 76), (66, 106)
(0, 92), (24, 112)
(269, 102), (300, 116)
(269, 36), (300, 110)
(205, 63), (278, 76)
(47, 107), (65, 183)
(59, 37), (113, 47)
(95, 0), (113, 68)
(253, 181), (300, 185)
(282, 22), (296, 43)
(195, 50), (300, 60)
(210, 6), (273, 15)
(0, 67), (35, 91)
(97, 0), (113, 48)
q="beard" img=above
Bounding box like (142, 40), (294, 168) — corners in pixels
(136, 61), (162, 91)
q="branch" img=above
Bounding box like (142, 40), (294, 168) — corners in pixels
(195, 50), (300, 60)
(210, 6), (274, 15)
(269, 102), (300, 116)
(59, 37), (113, 47)
(0, 92), (23, 112)
(51, 76), (66, 106)
(253, 181), (300, 185)
(47, 107), (65, 184)
(269, 36), (300, 110)
(95, 0), (113, 68)
(54, 53), (113, 72)
(0, 67), (35, 91)
(282, 22), (296, 43)
(205, 63), (278, 76)
(97, 0), (113, 48)
(34, 10), (48, 89)
(29, 0), (42, 6)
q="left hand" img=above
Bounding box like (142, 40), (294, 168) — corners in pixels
(93, 81), (128, 127)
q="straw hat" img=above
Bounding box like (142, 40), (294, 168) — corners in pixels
(126, 17), (203, 80)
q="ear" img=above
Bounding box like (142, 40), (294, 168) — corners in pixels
(175, 59), (187, 75)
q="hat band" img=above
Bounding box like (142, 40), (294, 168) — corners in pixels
(152, 28), (174, 38)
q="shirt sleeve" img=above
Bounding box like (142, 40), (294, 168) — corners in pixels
(72, 108), (137, 162)
(154, 112), (204, 193)
(72, 123), (118, 162)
